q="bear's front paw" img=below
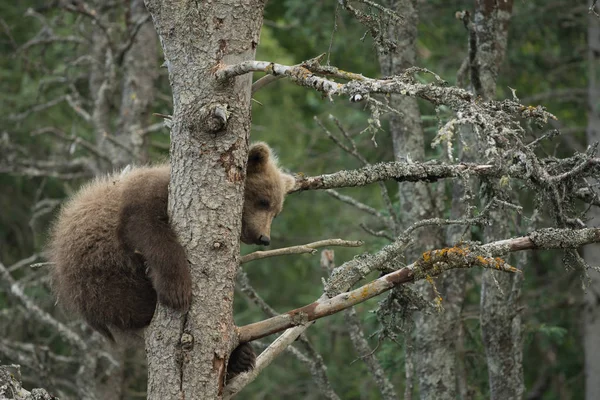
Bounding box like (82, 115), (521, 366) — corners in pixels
(155, 269), (192, 312)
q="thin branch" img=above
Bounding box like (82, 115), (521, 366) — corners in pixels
(65, 94), (93, 122)
(252, 75), (284, 94)
(591, 0), (600, 18)
(345, 307), (398, 400)
(360, 223), (395, 241)
(326, 189), (392, 226)
(31, 127), (111, 162)
(324, 250), (397, 399)
(101, 132), (137, 157)
(240, 239), (363, 264)
(60, 2), (113, 53)
(139, 122), (168, 136)
(549, 158), (600, 183)
(283, 345), (340, 400)
(236, 270), (278, 317)
(0, 261), (87, 351)
(317, 116), (399, 228)
(116, 15), (152, 63)
(0, 161), (94, 180)
(8, 95), (68, 121)
(575, 187), (600, 207)
(7, 254), (41, 273)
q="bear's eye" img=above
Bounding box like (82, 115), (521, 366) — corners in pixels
(258, 199), (271, 210)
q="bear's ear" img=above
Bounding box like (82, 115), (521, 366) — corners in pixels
(281, 173), (296, 193)
(247, 142), (271, 174)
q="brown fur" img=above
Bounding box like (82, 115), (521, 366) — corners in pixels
(242, 143), (295, 245)
(47, 142), (294, 378)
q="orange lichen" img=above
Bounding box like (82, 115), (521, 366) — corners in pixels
(422, 251), (432, 263)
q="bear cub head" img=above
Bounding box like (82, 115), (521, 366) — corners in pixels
(242, 142), (295, 246)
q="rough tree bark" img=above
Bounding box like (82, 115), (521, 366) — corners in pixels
(143, 1), (265, 398)
(377, 1), (457, 399)
(584, 3), (600, 399)
(472, 1), (523, 399)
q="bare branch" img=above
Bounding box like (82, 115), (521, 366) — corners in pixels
(65, 94), (93, 122)
(360, 224), (395, 241)
(8, 95), (68, 122)
(31, 127), (111, 163)
(345, 307), (398, 400)
(317, 116), (399, 228)
(575, 187), (600, 207)
(240, 239), (363, 264)
(326, 189), (392, 226)
(0, 261), (87, 351)
(8, 254), (41, 273)
(116, 15), (153, 62)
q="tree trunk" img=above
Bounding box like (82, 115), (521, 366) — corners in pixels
(377, 1), (457, 399)
(473, 1), (523, 399)
(584, 3), (600, 398)
(143, 1), (264, 398)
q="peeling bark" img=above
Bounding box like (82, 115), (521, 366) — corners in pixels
(143, 1), (265, 398)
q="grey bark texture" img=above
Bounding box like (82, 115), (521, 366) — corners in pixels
(472, 1), (523, 399)
(143, 0), (264, 398)
(585, 4), (600, 399)
(377, 1), (458, 399)
(0, 365), (54, 400)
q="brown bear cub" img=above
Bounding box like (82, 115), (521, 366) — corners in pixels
(47, 142), (295, 380)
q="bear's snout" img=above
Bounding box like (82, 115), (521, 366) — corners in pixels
(258, 235), (270, 246)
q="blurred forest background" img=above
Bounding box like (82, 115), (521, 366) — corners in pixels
(0, 0), (598, 399)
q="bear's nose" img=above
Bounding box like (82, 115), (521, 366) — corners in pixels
(258, 235), (270, 246)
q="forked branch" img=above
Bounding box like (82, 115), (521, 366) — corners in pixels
(237, 227), (600, 343)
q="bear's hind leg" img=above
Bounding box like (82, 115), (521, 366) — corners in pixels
(226, 343), (256, 382)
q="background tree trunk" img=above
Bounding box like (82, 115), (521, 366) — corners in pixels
(117, 0), (158, 164)
(473, 1), (523, 399)
(585, 2), (600, 398)
(377, 1), (457, 399)
(143, 1), (265, 398)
